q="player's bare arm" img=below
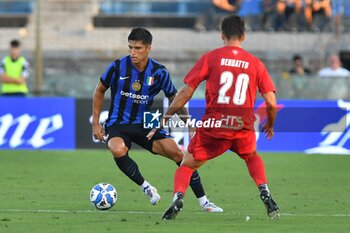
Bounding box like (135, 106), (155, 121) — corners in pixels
(146, 85), (195, 140)
(168, 94), (195, 136)
(261, 91), (277, 140)
(92, 81), (107, 141)
(163, 85), (195, 123)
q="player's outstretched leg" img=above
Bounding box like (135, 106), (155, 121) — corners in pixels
(259, 184), (280, 220)
(109, 138), (161, 205)
(155, 138), (222, 212)
(162, 166), (192, 220)
(114, 154), (160, 205)
(184, 165), (223, 212)
(162, 192), (184, 220)
(239, 152), (280, 219)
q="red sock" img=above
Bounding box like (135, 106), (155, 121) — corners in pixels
(240, 153), (267, 186)
(174, 166), (194, 195)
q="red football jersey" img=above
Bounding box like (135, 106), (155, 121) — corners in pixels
(184, 46), (275, 139)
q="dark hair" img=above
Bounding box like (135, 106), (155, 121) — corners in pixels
(293, 54), (302, 61)
(221, 15), (245, 40)
(128, 28), (152, 45)
(10, 39), (20, 48)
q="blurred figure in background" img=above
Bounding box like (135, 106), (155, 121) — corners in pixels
(289, 54), (312, 76)
(331, 0), (350, 34)
(318, 54), (350, 77)
(0, 40), (30, 96)
(237, 0), (263, 31)
(274, 0), (292, 31)
(311, 0), (332, 31)
(196, 0), (238, 31)
(274, 0), (309, 31)
(212, 0), (237, 12)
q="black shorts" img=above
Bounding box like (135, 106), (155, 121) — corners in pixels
(105, 123), (171, 153)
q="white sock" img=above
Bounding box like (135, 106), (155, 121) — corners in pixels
(140, 181), (151, 191)
(198, 195), (208, 206)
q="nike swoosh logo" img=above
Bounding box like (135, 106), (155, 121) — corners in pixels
(119, 76), (130, 80)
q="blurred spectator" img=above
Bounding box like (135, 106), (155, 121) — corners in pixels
(289, 54), (312, 76)
(332, 0), (350, 33)
(261, 0), (277, 31)
(237, 0), (263, 31)
(274, 0), (293, 31)
(311, 0), (332, 31)
(0, 40), (30, 96)
(304, 0), (313, 29)
(211, 0), (237, 12)
(273, 0), (310, 31)
(318, 54), (350, 77)
(197, 0), (238, 31)
(293, 0), (311, 31)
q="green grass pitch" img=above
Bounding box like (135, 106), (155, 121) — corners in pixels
(0, 150), (349, 233)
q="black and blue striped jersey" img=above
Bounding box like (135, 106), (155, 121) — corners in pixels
(100, 55), (177, 126)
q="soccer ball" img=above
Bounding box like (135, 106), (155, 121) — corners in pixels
(90, 183), (118, 210)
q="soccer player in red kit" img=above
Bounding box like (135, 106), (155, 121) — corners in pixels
(147, 14), (280, 220)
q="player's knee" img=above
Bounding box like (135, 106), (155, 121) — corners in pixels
(108, 142), (128, 158)
(107, 137), (129, 158)
(181, 159), (203, 171)
(170, 149), (184, 163)
(238, 151), (257, 161)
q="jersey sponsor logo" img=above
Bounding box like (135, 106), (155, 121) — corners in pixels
(120, 90), (149, 104)
(119, 76), (130, 80)
(220, 115), (244, 130)
(305, 99), (350, 154)
(0, 113), (64, 148)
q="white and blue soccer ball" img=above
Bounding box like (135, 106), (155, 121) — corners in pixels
(90, 183), (118, 210)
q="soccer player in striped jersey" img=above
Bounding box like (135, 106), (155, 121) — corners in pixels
(92, 28), (222, 212)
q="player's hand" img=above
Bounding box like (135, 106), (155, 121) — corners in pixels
(146, 128), (158, 140)
(189, 126), (196, 138)
(146, 118), (166, 140)
(92, 124), (107, 142)
(261, 124), (274, 140)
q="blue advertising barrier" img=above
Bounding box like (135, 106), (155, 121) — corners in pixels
(178, 99), (350, 154)
(0, 97), (75, 150)
(252, 99), (350, 154)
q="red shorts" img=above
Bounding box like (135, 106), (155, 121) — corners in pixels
(187, 129), (256, 161)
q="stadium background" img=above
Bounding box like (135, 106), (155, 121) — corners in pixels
(0, 1), (349, 233)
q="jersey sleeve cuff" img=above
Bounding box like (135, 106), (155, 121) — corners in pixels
(184, 80), (197, 90)
(165, 90), (177, 98)
(260, 89), (276, 96)
(100, 77), (110, 88)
